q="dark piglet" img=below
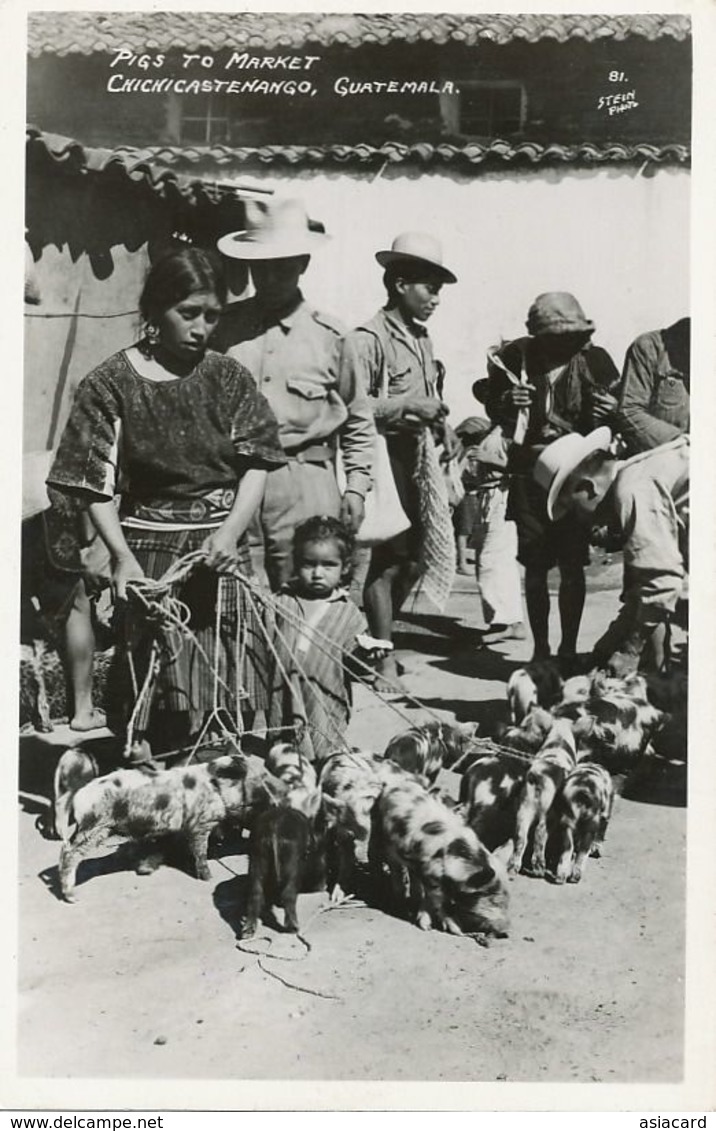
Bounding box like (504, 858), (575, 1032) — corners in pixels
(242, 801), (324, 937)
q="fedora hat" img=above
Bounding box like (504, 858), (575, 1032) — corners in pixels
(217, 198), (329, 260)
(375, 231), (457, 284)
(526, 292), (594, 336)
(533, 426), (612, 520)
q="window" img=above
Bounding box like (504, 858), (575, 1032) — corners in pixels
(448, 82), (526, 138)
(180, 94), (230, 144)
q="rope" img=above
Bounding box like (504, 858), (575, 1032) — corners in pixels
(122, 549), (449, 757)
(233, 894), (370, 1002)
(123, 641), (160, 758)
(240, 582), (352, 756)
(241, 574), (445, 727)
(248, 586), (353, 755)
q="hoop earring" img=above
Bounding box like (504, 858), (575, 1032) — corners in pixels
(139, 322), (160, 359)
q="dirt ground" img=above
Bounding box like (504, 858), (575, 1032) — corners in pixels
(17, 567), (686, 1083)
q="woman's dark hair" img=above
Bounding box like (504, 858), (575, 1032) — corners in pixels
(292, 515), (355, 583)
(139, 247), (227, 323)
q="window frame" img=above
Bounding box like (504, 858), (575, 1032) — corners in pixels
(442, 79), (527, 139)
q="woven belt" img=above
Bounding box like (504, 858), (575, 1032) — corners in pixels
(284, 444), (333, 464)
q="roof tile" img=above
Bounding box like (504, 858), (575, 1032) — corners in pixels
(27, 128), (690, 180)
(27, 12), (691, 56)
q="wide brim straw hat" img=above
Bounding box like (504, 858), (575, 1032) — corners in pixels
(375, 231), (457, 284)
(526, 292), (594, 336)
(217, 197), (330, 260)
(533, 426), (612, 520)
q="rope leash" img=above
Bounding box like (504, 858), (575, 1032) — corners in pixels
(240, 573), (445, 727)
(124, 551), (448, 751)
(233, 895), (370, 1002)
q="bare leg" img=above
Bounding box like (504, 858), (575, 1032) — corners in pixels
(456, 534), (470, 574)
(66, 581), (106, 732)
(31, 639), (53, 732)
(363, 555), (416, 691)
(558, 563), (586, 658)
(524, 565), (551, 659)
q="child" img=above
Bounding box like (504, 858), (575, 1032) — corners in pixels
(265, 516), (389, 762)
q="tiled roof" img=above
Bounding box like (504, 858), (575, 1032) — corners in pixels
(25, 128), (263, 205)
(61, 137), (690, 172)
(27, 12), (691, 56)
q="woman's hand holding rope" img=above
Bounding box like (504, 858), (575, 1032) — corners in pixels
(112, 553), (146, 601)
(200, 528), (243, 573)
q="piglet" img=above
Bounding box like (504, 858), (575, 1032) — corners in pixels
(58, 753), (280, 900)
(241, 794), (324, 937)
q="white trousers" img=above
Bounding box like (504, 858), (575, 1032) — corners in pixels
(470, 483), (523, 626)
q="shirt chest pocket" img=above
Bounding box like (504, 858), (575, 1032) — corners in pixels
(286, 378), (331, 401)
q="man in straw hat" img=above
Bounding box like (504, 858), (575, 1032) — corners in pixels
(214, 197), (375, 590)
(481, 292), (620, 666)
(340, 231), (458, 690)
(533, 427), (689, 675)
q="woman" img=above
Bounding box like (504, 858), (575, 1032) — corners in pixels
(47, 247), (286, 760)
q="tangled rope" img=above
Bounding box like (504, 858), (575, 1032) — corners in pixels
(122, 549), (448, 762)
(233, 895), (371, 1002)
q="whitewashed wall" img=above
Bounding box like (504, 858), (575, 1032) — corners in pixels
(225, 162), (690, 426)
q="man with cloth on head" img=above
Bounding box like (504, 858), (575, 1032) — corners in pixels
(482, 292), (620, 665)
(533, 427), (689, 676)
(214, 197), (375, 590)
(339, 231), (458, 690)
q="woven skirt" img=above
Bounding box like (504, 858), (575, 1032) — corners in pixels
(115, 526), (265, 730)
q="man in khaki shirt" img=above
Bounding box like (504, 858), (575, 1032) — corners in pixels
(215, 198), (375, 590)
(340, 232), (457, 689)
(534, 428), (688, 674)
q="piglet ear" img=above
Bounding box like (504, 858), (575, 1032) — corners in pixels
(261, 772), (288, 804)
(210, 754), (248, 781)
(320, 793), (342, 818)
(304, 788), (322, 821)
(464, 864), (496, 892)
(458, 721), (479, 738)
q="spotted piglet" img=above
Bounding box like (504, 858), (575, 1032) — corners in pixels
(458, 751), (528, 852)
(264, 741), (320, 819)
(506, 662), (563, 724)
(384, 720), (479, 786)
(374, 778), (510, 940)
(58, 753), (281, 900)
(507, 718), (576, 878)
(553, 762), (615, 884)
(319, 751), (411, 900)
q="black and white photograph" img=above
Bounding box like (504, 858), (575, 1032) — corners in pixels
(9, 2), (715, 1108)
